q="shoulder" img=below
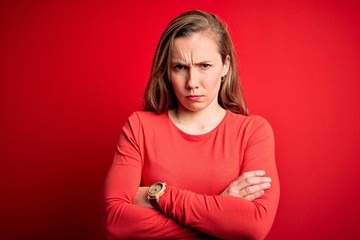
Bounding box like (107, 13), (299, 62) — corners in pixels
(125, 111), (167, 128)
(225, 111), (274, 137)
(120, 111), (167, 140)
(128, 111), (165, 121)
(227, 111), (271, 128)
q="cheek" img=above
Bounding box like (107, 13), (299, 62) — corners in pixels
(209, 81), (222, 93)
(169, 78), (182, 95)
(204, 72), (221, 88)
(169, 71), (178, 82)
(169, 73), (184, 88)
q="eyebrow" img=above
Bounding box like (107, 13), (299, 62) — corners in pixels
(170, 60), (213, 65)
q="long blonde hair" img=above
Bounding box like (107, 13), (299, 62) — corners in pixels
(143, 10), (248, 115)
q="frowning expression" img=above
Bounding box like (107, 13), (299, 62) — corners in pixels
(169, 31), (230, 113)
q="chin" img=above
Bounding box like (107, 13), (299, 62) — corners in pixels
(182, 104), (208, 112)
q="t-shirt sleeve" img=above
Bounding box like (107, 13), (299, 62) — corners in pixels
(158, 116), (280, 240)
(102, 113), (201, 239)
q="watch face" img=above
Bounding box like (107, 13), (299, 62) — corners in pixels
(149, 183), (163, 195)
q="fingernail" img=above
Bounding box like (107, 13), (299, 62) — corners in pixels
(266, 177), (272, 182)
(262, 183), (271, 188)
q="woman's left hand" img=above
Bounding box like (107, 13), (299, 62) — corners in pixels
(221, 170), (271, 201)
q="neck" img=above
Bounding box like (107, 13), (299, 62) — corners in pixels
(170, 104), (226, 135)
(175, 105), (224, 123)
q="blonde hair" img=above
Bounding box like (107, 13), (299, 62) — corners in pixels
(143, 10), (248, 115)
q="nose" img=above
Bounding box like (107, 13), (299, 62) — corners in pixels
(186, 68), (199, 89)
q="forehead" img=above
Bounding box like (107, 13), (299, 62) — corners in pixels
(171, 32), (221, 61)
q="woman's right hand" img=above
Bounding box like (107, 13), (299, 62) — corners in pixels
(221, 170), (271, 201)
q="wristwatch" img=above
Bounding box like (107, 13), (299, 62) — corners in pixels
(147, 182), (167, 209)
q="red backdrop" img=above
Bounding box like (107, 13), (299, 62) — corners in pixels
(1, 0), (359, 239)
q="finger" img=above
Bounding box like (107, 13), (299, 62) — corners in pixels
(244, 176), (272, 185)
(235, 170), (267, 184)
(242, 170), (266, 178)
(231, 176), (271, 191)
(226, 182), (270, 198)
(243, 190), (265, 201)
(240, 182), (271, 197)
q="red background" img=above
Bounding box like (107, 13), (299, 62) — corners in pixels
(1, 0), (360, 239)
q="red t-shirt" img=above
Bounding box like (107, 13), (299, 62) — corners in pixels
(103, 110), (280, 239)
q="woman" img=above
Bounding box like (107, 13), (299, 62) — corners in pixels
(103, 10), (280, 239)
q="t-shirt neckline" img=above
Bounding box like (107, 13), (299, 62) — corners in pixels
(166, 109), (229, 140)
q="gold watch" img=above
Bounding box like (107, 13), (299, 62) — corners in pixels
(147, 182), (167, 209)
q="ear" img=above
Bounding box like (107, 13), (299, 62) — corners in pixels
(222, 55), (230, 76)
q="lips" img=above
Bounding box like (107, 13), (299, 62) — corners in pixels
(186, 95), (203, 101)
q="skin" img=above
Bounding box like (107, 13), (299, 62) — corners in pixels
(169, 31), (229, 135)
(134, 31), (271, 207)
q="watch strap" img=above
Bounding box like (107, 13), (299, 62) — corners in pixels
(149, 197), (160, 209)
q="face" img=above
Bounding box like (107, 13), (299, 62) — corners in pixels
(169, 32), (230, 113)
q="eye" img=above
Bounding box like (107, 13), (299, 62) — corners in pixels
(173, 64), (186, 71)
(200, 63), (211, 69)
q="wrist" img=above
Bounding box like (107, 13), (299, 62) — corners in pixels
(134, 187), (153, 208)
(147, 182), (167, 209)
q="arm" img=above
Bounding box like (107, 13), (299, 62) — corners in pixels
(135, 170), (271, 208)
(102, 115), (201, 239)
(156, 117), (280, 239)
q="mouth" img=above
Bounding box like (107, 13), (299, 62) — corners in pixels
(185, 95), (203, 101)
